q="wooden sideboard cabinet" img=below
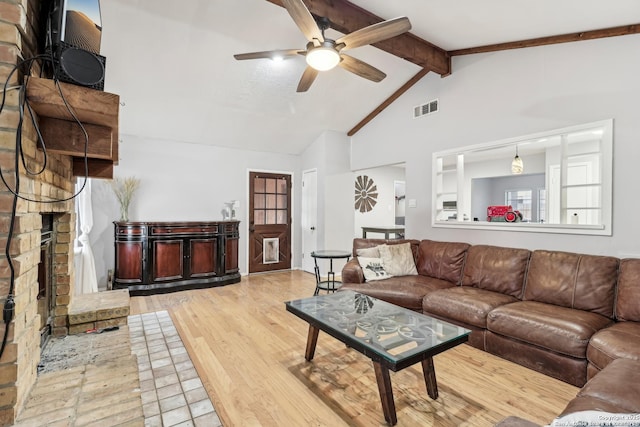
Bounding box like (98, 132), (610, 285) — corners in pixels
(113, 221), (241, 295)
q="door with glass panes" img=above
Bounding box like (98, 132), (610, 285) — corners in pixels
(248, 172), (292, 273)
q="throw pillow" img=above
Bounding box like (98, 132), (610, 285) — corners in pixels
(356, 246), (380, 258)
(378, 243), (418, 276)
(357, 257), (393, 281)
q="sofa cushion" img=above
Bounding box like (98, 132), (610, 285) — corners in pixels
(487, 301), (613, 358)
(356, 246), (380, 258)
(351, 238), (420, 259)
(357, 257), (392, 281)
(587, 321), (640, 370)
(616, 258), (640, 321)
(378, 243), (418, 276)
(524, 250), (618, 318)
(560, 358), (640, 415)
(415, 240), (470, 285)
(461, 245), (530, 298)
(339, 275), (455, 311)
(485, 331), (588, 386)
(558, 398), (634, 418)
(423, 287), (518, 329)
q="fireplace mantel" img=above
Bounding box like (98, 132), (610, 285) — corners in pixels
(26, 77), (120, 178)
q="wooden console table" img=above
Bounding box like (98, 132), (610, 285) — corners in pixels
(113, 221), (241, 295)
(361, 225), (405, 239)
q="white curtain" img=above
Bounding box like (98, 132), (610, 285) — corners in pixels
(75, 179), (98, 294)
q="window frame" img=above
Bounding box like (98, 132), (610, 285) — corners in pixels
(431, 119), (613, 235)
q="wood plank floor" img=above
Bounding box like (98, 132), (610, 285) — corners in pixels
(130, 270), (579, 427)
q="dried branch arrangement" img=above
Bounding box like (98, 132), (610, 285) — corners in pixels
(111, 177), (140, 221)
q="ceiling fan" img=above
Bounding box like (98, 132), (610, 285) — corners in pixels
(233, 0), (411, 92)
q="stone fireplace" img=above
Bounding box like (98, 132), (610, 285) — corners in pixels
(0, 1), (79, 424)
(0, 165), (77, 427)
(0, 0), (124, 423)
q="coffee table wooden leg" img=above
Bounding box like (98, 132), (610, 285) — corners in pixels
(305, 325), (319, 361)
(373, 361), (397, 426)
(421, 356), (438, 399)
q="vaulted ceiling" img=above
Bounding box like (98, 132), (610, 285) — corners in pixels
(100, 0), (640, 155)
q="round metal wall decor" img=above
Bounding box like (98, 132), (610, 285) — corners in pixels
(354, 175), (378, 212)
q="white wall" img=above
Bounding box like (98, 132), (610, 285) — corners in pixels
(353, 165), (406, 238)
(301, 131), (352, 274)
(351, 35), (640, 257)
(301, 131), (352, 248)
(90, 135), (301, 287)
(89, 35), (640, 288)
(324, 172), (355, 274)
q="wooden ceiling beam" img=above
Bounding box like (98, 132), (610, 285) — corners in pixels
(450, 23), (640, 56)
(265, 0), (450, 75)
(265, 3), (640, 136)
(347, 68), (430, 136)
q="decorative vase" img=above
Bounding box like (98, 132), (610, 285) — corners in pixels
(120, 203), (129, 222)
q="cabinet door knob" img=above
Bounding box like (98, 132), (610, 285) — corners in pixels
(310, 227), (316, 230)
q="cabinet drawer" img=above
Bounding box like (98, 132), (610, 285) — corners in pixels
(117, 226), (145, 236)
(224, 223), (238, 232)
(152, 226), (218, 235)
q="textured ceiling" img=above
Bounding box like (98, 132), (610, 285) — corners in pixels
(99, 0), (640, 155)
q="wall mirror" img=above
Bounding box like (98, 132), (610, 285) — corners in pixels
(432, 119), (613, 235)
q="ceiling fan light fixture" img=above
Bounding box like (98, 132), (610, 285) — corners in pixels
(306, 45), (340, 71)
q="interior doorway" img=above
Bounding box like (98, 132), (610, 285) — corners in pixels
(301, 169), (317, 274)
(248, 171), (292, 273)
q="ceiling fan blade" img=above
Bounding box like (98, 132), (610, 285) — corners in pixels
(336, 17), (411, 51)
(296, 66), (319, 92)
(338, 55), (386, 82)
(234, 49), (302, 61)
(282, 0), (324, 42)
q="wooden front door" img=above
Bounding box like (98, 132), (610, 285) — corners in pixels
(249, 172), (292, 273)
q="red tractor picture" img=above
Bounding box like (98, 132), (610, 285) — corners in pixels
(487, 205), (523, 222)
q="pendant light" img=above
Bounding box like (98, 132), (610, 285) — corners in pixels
(511, 145), (524, 174)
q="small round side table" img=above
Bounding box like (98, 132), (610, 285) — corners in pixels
(310, 250), (351, 296)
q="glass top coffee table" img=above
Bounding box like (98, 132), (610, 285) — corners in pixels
(285, 290), (470, 426)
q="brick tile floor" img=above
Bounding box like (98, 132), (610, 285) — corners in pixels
(14, 327), (144, 427)
(128, 311), (222, 427)
(14, 311), (221, 427)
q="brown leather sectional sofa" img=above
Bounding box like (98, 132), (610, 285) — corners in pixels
(340, 238), (640, 422)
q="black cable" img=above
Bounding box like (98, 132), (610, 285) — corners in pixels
(0, 77), (23, 359)
(0, 24), (94, 356)
(0, 57), (89, 203)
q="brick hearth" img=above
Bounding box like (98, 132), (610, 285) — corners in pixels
(67, 289), (130, 335)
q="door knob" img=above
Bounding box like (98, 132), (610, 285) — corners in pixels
(310, 227), (315, 230)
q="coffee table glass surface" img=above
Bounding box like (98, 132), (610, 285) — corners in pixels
(285, 290), (470, 371)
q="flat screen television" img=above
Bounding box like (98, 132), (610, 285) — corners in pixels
(46, 0), (102, 54)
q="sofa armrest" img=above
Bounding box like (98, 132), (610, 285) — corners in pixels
(342, 258), (365, 284)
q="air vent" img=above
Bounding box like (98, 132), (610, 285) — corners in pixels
(413, 99), (439, 118)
